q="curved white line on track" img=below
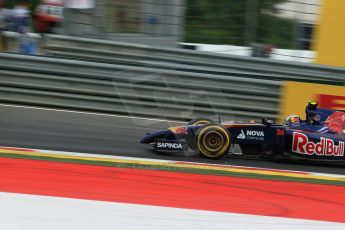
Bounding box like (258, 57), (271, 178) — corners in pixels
(0, 103), (185, 124)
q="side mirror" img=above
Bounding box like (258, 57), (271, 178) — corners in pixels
(262, 118), (274, 127)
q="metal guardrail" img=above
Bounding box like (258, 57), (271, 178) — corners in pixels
(43, 34), (345, 86)
(0, 53), (280, 121)
(1, 31), (42, 55)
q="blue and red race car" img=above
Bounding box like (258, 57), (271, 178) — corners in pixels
(141, 101), (345, 161)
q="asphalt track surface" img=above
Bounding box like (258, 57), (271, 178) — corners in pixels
(0, 104), (344, 174)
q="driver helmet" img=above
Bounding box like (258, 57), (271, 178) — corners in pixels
(284, 115), (301, 126)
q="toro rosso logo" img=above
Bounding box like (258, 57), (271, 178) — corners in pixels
(292, 132), (344, 156)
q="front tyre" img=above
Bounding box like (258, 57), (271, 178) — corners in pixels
(188, 118), (214, 126)
(195, 124), (231, 159)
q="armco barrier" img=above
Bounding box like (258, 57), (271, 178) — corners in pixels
(0, 53), (281, 121)
(43, 34), (345, 86)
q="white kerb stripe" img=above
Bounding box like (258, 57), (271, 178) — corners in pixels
(0, 192), (343, 230)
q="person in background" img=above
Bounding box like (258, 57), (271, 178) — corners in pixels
(13, 0), (31, 33)
(18, 25), (34, 54)
(0, 0), (7, 50)
(12, 0), (35, 54)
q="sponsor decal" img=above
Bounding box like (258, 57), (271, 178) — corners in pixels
(292, 132), (344, 157)
(157, 142), (183, 149)
(169, 127), (188, 135)
(276, 129), (285, 136)
(237, 130), (265, 140)
(325, 111), (345, 135)
(237, 130), (246, 139)
(318, 94), (345, 111)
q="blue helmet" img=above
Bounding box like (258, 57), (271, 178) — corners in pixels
(284, 115), (301, 126)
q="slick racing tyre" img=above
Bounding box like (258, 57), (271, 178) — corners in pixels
(187, 118), (214, 151)
(188, 118), (214, 126)
(195, 124), (231, 159)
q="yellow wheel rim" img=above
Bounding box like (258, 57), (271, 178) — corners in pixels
(197, 125), (230, 158)
(202, 131), (225, 152)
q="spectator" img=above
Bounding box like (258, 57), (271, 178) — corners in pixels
(13, 0), (31, 33)
(18, 26), (34, 54)
(0, 0), (6, 50)
(251, 43), (273, 58)
(13, 0), (35, 54)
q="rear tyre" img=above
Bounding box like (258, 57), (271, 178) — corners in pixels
(188, 118), (214, 126)
(195, 124), (231, 159)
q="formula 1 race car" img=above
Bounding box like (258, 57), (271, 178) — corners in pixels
(141, 101), (345, 161)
